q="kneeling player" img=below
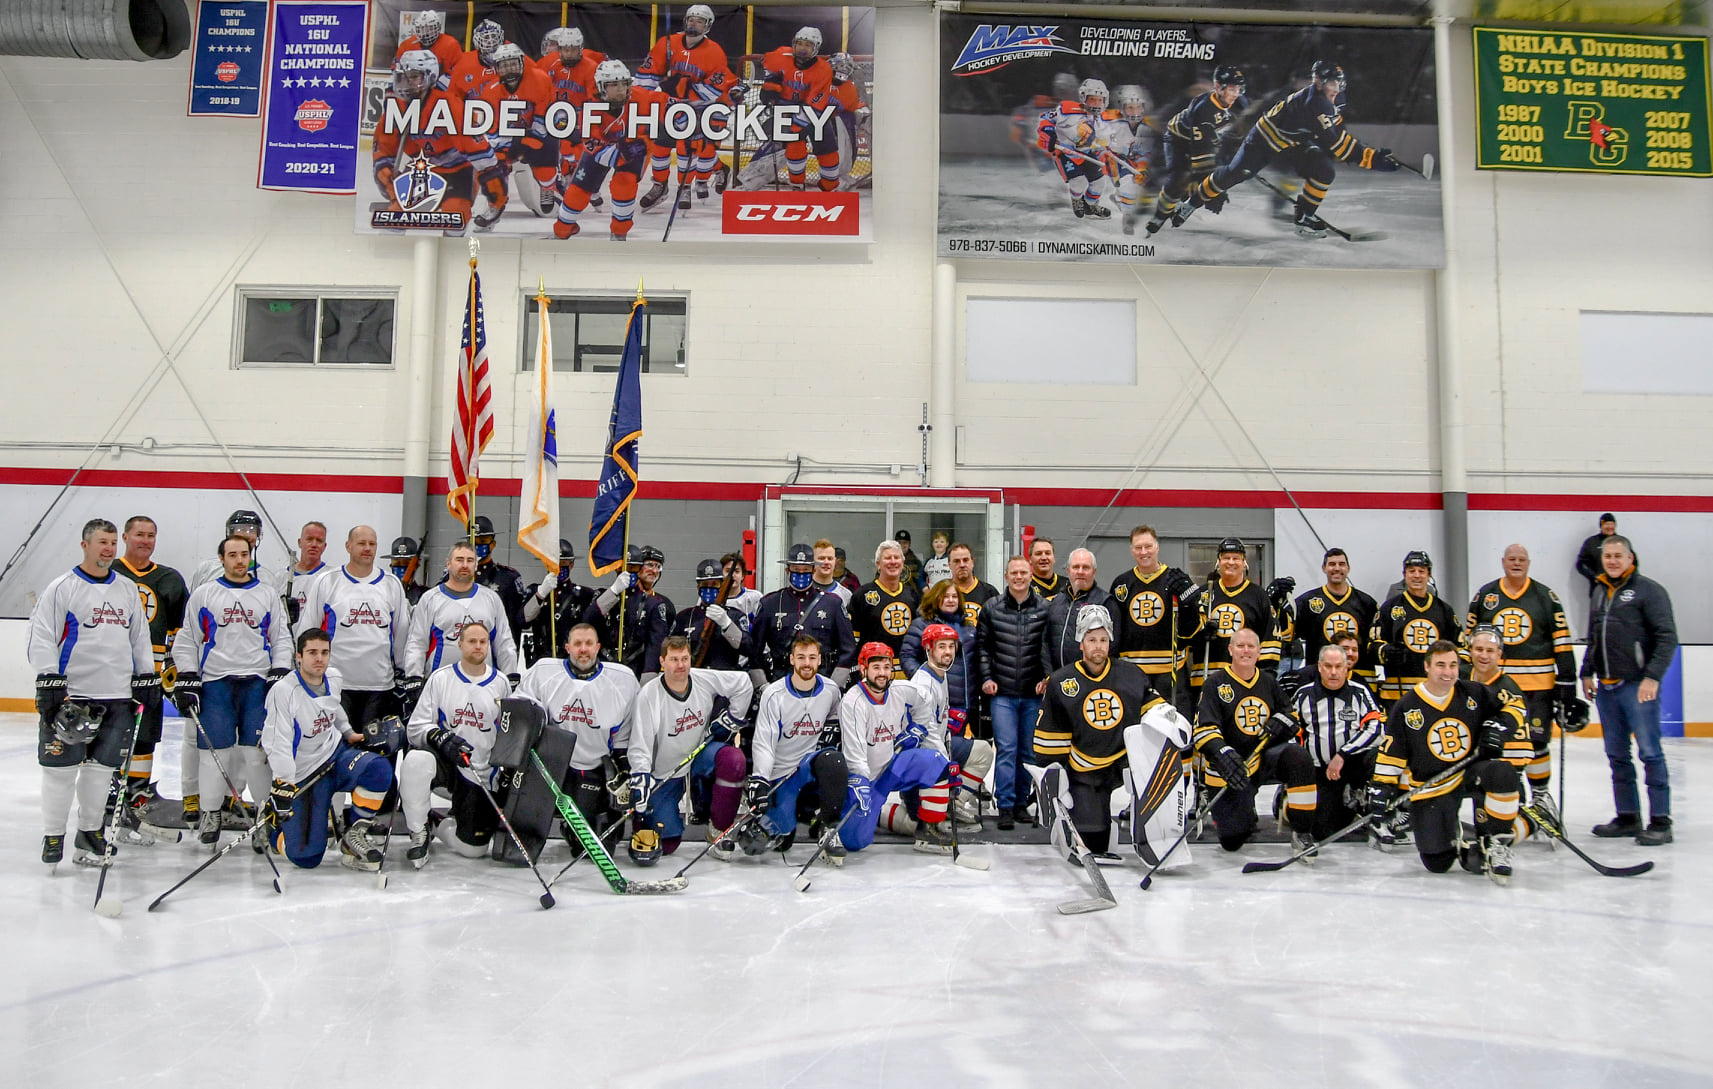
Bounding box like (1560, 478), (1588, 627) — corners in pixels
(514, 623), (640, 832)
(554, 60), (669, 241)
(626, 637), (753, 864)
(1192, 628), (1317, 858)
(888, 623), (994, 834)
(1371, 641), (1530, 883)
(400, 624), (512, 867)
(260, 630), (394, 871)
(740, 635), (847, 861)
(839, 643), (957, 855)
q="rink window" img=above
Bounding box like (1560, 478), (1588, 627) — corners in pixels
(235, 290), (396, 368)
(521, 295), (687, 374)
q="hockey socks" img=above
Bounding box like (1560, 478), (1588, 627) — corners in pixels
(41, 765), (77, 835)
(709, 746), (746, 831)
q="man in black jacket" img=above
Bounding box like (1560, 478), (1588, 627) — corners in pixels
(1041, 548), (1116, 675)
(1581, 535), (1677, 845)
(978, 556), (1050, 828)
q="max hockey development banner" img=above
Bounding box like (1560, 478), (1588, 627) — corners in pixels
(354, 3), (875, 243)
(938, 15), (1444, 269)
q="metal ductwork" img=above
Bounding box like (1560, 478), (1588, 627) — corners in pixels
(0, 0), (191, 61)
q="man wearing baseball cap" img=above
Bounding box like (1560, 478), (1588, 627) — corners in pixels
(1371, 550), (1464, 706)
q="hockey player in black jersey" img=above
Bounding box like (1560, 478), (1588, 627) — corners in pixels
(1146, 65), (1247, 235)
(1109, 525), (1202, 713)
(1371, 551), (1464, 705)
(115, 515), (187, 837)
(1293, 548), (1380, 684)
(1183, 61), (1400, 237)
(1189, 538), (1279, 698)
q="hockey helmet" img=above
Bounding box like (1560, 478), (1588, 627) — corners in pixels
(360, 715), (407, 759)
(389, 536), (420, 560)
(793, 26), (823, 60)
(1213, 65), (1247, 89)
(472, 18), (505, 56)
(857, 641), (895, 668)
(545, 26), (584, 60)
(1312, 61), (1347, 89)
(695, 558), (722, 582)
(1116, 84), (1151, 119)
(1079, 78), (1109, 110)
(491, 42), (527, 89)
(781, 543), (815, 567)
(684, 4), (715, 39)
(1217, 537), (1246, 556)
(594, 58), (632, 95)
(226, 509), (263, 538)
(628, 827), (663, 866)
(921, 622), (960, 648)
(411, 9), (445, 43)
(1075, 605), (1114, 643)
(51, 702), (102, 747)
(393, 49), (439, 97)
(1402, 550), (1433, 571)
(831, 52), (856, 80)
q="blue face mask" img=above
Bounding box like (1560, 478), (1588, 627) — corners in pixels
(699, 586), (719, 605)
(789, 570), (814, 591)
(475, 542), (491, 560)
(391, 563), (409, 579)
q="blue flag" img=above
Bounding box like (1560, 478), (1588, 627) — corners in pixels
(588, 299), (645, 576)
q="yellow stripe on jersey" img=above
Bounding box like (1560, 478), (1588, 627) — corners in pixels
(1257, 111), (1291, 151)
(1412, 770), (1466, 800)
(1069, 747), (1128, 773)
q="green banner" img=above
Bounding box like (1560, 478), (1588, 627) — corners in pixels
(1473, 26), (1712, 176)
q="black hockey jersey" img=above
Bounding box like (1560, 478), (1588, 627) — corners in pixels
(1035, 658), (1164, 775)
(1032, 571), (1066, 600)
(1374, 679), (1529, 800)
(1193, 665), (1291, 786)
(1293, 583), (1379, 678)
(849, 580), (918, 657)
(1371, 591), (1464, 703)
(1463, 578), (1575, 693)
(1109, 565), (1203, 679)
(1193, 578), (1279, 686)
(1253, 85), (1382, 167)
(1167, 90), (1247, 148)
(116, 558), (188, 683)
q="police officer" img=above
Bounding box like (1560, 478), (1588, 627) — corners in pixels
(471, 515), (528, 646)
(584, 544), (675, 677)
(389, 536), (428, 606)
(670, 558), (746, 670)
(523, 538), (598, 665)
(745, 543), (856, 687)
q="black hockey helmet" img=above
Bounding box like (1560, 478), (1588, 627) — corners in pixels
(1402, 549), (1433, 571)
(559, 538), (577, 564)
(471, 515), (497, 541)
(1217, 537), (1246, 556)
(782, 543), (814, 567)
(627, 544), (664, 567)
(1213, 64), (1246, 89)
(52, 702), (102, 747)
(1312, 60), (1346, 86)
(695, 558), (722, 582)
(226, 509), (263, 537)
(390, 536), (420, 560)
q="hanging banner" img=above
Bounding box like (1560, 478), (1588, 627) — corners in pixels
(938, 14), (1444, 268)
(188, 0), (267, 116)
(353, 3), (875, 242)
(258, 0), (372, 193)
(1473, 27), (1712, 176)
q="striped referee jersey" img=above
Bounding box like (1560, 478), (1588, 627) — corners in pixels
(1291, 678), (1385, 767)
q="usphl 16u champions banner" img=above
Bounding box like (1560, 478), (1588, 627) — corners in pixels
(353, 2), (875, 243)
(938, 14), (1444, 269)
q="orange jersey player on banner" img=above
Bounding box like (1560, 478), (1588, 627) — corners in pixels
(540, 27), (611, 211)
(446, 18), (505, 103)
(554, 61), (671, 242)
(635, 4), (736, 212)
(394, 9), (463, 78)
(374, 50), (505, 234)
(760, 28), (847, 191)
(473, 43), (561, 223)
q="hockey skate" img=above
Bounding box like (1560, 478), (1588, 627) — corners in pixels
(407, 826), (432, 869)
(1122, 212), (1139, 235)
(197, 808), (222, 847)
(1144, 212), (1169, 235)
(639, 181), (670, 210)
(713, 164), (729, 193)
(552, 220), (581, 239)
(114, 801), (159, 847)
(1070, 194), (1089, 218)
(1290, 831), (1318, 865)
(1083, 199), (1111, 219)
(1293, 208), (1331, 238)
(340, 818), (385, 872)
(675, 186), (692, 211)
(809, 818), (846, 867)
(1170, 200), (1200, 227)
(1463, 834), (1513, 885)
(694, 180), (710, 200)
(708, 825), (739, 862)
(472, 205), (504, 231)
(42, 834), (64, 868)
(913, 819), (953, 856)
(73, 828), (113, 867)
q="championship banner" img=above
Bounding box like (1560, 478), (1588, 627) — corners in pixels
(258, 0), (372, 192)
(354, 2), (875, 243)
(938, 15), (1443, 269)
(188, 0), (267, 117)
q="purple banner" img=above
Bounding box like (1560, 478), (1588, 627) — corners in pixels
(258, 0), (370, 193)
(188, 0), (266, 117)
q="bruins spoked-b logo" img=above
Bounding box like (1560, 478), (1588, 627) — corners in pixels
(1082, 688), (1123, 730)
(1428, 718), (1471, 761)
(1402, 618), (1440, 652)
(1234, 696), (1268, 735)
(1211, 602), (1245, 637)
(1323, 613), (1357, 641)
(881, 601), (914, 637)
(1494, 607), (1532, 644)
(1128, 591), (1165, 627)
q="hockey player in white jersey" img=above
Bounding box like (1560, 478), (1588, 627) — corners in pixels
(402, 541), (519, 713)
(887, 623), (994, 836)
(1036, 78), (1118, 219)
(28, 518), (157, 867)
(626, 636), (753, 865)
(739, 634), (848, 861)
(260, 629), (394, 871)
(171, 534), (294, 845)
(297, 525), (411, 727)
(400, 622), (512, 868)
(190, 509), (287, 599)
(1108, 84), (1159, 235)
(838, 642), (958, 855)
(514, 622), (640, 834)
(284, 520), (330, 627)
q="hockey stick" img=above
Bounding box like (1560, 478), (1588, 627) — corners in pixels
(948, 769), (990, 871)
(185, 708), (284, 891)
(1241, 755), (1476, 874)
(527, 749), (686, 894)
(469, 763), (556, 909)
(1025, 764), (1117, 915)
(670, 779), (786, 881)
(1139, 734), (1270, 890)
(545, 735), (711, 889)
(792, 807), (855, 893)
(366, 747), (403, 891)
(1248, 174), (1388, 242)
(92, 704), (146, 917)
(1390, 152), (1435, 181)
(661, 182), (689, 242)
(1520, 800), (1654, 878)
(148, 758), (334, 912)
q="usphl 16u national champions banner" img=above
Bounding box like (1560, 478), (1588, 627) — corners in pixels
(938, 14), (1444, 268)
(354, 2), (875, 243)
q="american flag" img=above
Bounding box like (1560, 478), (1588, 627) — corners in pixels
(447, 262), (494, 526)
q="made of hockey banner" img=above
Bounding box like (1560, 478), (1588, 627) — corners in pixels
(258, 0), (371, 192)
(938, 15), (1444, 269)
(353, 3), (874, 243)
(188, 0), (267, 117)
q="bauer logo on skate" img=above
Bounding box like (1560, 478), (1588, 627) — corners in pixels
(722, 192), (859, 236)
(951, 25), (1077, 74)
(295, 99), (332, 132)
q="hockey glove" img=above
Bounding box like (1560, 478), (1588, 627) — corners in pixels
(742, 775), (770, 811)
(174, 672), (202, 716)
(268, 778), (297, 824)
(425, 726), (473, 767)
(34, 672), (66, 722)
(1211, 745), (1251, 794)
(948, 707), (969, 737)
(1559, 692), (1591, 733)
(266, 667), (290, 690)
(894, 720), (929, 753)
(1479, 719), (1508, 758)
(1264, 712), (1298, 743)
(847, 775), (874, 814)
(1164, 568), (1194, 599)
(1365, 782), (1397, 816)
(1370, 147), (1401, 172)
(629, 772), (655, 810)
(1265, 577), (1296, 609)
(727, 82), (746, 105)
(1379, 644), (1407, 672)
(396, 674), (424, 717)
(817, 717), (842, 750)
(131, 672), (161, 715)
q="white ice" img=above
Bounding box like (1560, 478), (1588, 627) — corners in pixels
(4, 711), (1708, 1088)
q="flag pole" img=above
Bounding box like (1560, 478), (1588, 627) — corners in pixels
(466, 237), (481, 549)
(615, 277), (645, 668)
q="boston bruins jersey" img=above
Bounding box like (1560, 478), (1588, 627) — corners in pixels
(1109, 566), (1204, 678)
(1475, 667), (1528, 721)
(1193, 578), (1279, 685)
(116, 557), (188, 683)
(1370, 592), (1464, 703)
(1463, 578), (1574, 693)
(1192, 666), (1291, 786)
(1293, 583), (1379, 678)
(849, 580), (919, 659)
(1374, 679), (1529, 800)
(1035, 659), (1164, 775)
(1032, 571), (1066, 600)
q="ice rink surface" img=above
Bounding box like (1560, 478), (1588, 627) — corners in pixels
(3, 711), (1707, 1089)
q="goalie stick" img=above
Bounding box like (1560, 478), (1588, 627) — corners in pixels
(1025, 764), (1117, 915)
(91, 704), (146, 917)
(1249, 174), (1388, 242)
(527, 749), (686, 895)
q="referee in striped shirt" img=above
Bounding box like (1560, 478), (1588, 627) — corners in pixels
(1292, 642), (1386, 837)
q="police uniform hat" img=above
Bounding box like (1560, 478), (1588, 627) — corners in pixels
(390, 536), (420, 559)
(558, 539), (576, 563)
(781, 543), (814, 566)
(471, 515), (497, 538)
(695, 558), (722, 581)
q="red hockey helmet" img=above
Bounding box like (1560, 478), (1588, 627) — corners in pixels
(857, 642), (894, 668)
(921, 623), (959, 648)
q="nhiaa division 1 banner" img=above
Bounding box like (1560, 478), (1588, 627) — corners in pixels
(938, 14), (1444, 269)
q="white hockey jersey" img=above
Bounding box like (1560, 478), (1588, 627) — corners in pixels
(628, 669), (753, 780)
(192, 558), (287, 600)
(171, 577), (293, 681)
(298, 565), (411, 691)
(27, 566), (155, 699)
(751, 673), (842, 782)
(405, 582), (519, 678)
(406, 661), (512, 780)
(285, 561), (329, 622)
(840, 679), (938, 782)
(725, 585), (763, 625)
(515, 659), (640, 771)
(909, 664), (952, 745)
(260, 666), (353, 784)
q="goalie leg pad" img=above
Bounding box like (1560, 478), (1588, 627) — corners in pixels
(490, 698), (547, 771)
(398, 749), (438, 832)
(809, 748), (848, 826)
(1124, 722), (1193, 869)
(492, 723), (574, 865)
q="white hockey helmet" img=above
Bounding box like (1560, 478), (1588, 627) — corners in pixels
(594, 58), (632, 94)
(1075, 604), (1114, 643)
(794, 26), (823, 49)
(1116, 84), (1151, 118)
(393, 49), (440, 98)
(491, 42), (527, 86)
(1079, 78), (1109, 110)
(544, 26), (584, 58)
(410, 9), (445, 43)
(472, 18), (504, 56)
(684, 4), (714, 39)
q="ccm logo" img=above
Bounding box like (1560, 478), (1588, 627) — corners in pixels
(722, 191), (859, 235)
